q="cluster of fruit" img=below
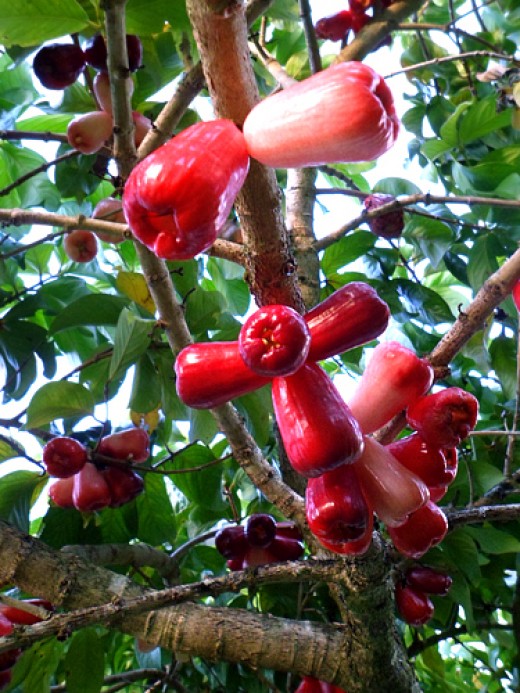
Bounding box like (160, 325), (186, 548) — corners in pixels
(0, 598), (53, 690)
(314, 0), (393, 47)
(215, 514), (304, 569)
(295, 676), (347, 693)
(63, 196), (127, 264)
(43, 429), (150, 513)
(395, 565), (452, 626)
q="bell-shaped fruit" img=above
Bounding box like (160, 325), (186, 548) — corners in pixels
(353, 437), (429, 527)
(243, 62), (399, 168)
(315, 513), (373, 556)
(0, 599), (53, 626)
(33, 43), (85, 90)
(92, 197), (126, 243)
(274, 521), (303, 541)
(314, 11), (353, 41)
(405, 565), (452, 596)
(386, 433), (456, 489)
(363, 193), (404, 239)
(42, 436), (87, 478)
(406, 387), (479, 448)
(72, 462), (111, 512)
(395, 583), (434, 626)
(103, 467), (144, 507)
(305, 282), (390, 362)
(244, 513), (277, 548)
(388, 500), (448, 558)
(175, 342), (270, 409)
(239, 304), (310, 377)
(84, 33), (143, 72)
(268, 535), (305, 561)
(97, 428), (150, 463)
(123, 119), (249, 261)
(241, 545), (278, 568)
(49, 476), (75, 508)
(67, 110), (113, 154)
(347, 341), (434, 433)
(272, 362), (364, 477)
(63, 229), (98, 263)
(215, 525), (249, 561)
(93, 72), (114, 114)
(306, 463), (370, 543)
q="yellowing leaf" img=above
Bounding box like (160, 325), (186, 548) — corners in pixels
(512, 106), (520, 131)
(131, 406), (161, 433)
(116, 271), (156, 314)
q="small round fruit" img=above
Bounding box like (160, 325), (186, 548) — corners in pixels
(405, 565), (452, 596)
(42, 436), (87, 478)
(97, 428), (150, 463)
(363, 193), (404, 239)
(244, 514), (277, 548)
(215, 526), (248, 560)
(84, 33), (143, 72)
(67, 110), (113, 155)
(395, 583), (434, 626)
(33, 43), (85, 90)
(92, 197), (126, 243)
(49, 477), (75, 508)
(64, 229), (98, 263)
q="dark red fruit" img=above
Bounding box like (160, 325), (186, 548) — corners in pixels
(387, 501), (448, 559)
(386, 433), (457, 489)
(84, 33), (143, 72)
(42, 436), (87, 478)
(0, 614), (13, 637)
(72, 462), (111, 512)
(513, 279), (520, 312)
(244, 514), (277, 548)
(268, 535), (305, 561)
(0, 599), (53, 626)
(215, 526), (248, 560)
(97, 428), (150, 463)
(102, 467), (144, 507)
(315, 11), (353, 41)
(363, 194), (404, 239)
(274, 521), (303, 542)
(49, 476), (75, 508)
(316, 513), (373, 556)
(226, 557), (244, 571)
(405, 565), (452, 596)
(395, 583), (434, 626)
(33, 43), (85, 90)
(0, 651), (19, 674)
(241, 545), (278, 568)
(64, 229), (99, 263)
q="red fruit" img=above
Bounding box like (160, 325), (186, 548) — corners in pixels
(241, 545), (278, 568)
(84, 34), (143, 73)
(133, 111), (152, 147)
(97, 428), (150, 463)
(347, 341), (434, 434)
(63, 229), (98, 263)
(275, 521), (303, 541)
(175, 342), (270, 409)
(49, 476), (75, 508)
(244, 514), (277, 548)
(513, 279), (520, 312)
(429, 485), (448, 503)
(92, 197), (126, 243)
(102, 467), (144, 507)
(395, 583), (434, 626)
(67, 110), (113, 155)
(305, 282), (390, 362)
(306, 463), (370, 543)
(123, 119), (249, 261)
(386, 433), (457, 489)
(405, 565), (452, 596)
(0, 599), (53, 626)
(268, 535), (305, 561)
(294, 677), (325, 693)
(239, 305), (310, 377)
(315, 513), (373, 556)
(272, 362), (364, 478)
(33, 43), (85, 90)
(0, 667), (13, 686)
(243, 62), (399, 168)
(42, 436), (87, 478)
(226, 557), (244, 571)
(350, 10), (370, 33)
(314, 11), (353, 41)
(93, 72), (114, 114)
(215, 526), (249, 561)
(72, 462), (111, 512)
(353, 437), (429, 528)
(0, 614), (13, 637)
(349, 0), (374, 13)
(363, 193), (404, 239)
(388, 501), (448, 559)
(406, 387), (479, 449)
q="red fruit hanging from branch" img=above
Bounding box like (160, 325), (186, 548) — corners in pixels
(386, 433), (457, 490)
(67, 111), (113, 155)
(405, 565), (452, 596)
(363, 193), (405, 239)
(387, 500), (448, 558)
(33, 43), (85, 90)
(272, 362), (364, 478)
(314, 11), (353, 41)
(347, 341), (434, 434)
(97, 428), (150, 463)
(72, 462), (112, 512)
(395, 583), (434, 626)
(84, 33), (143, 73)
(314, 512), (374, 556)
(42, 436), (87, 478)
(123, 119), (249, 260)
(243, 62), (399, 168)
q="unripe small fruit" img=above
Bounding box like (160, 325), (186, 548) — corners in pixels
(42, 436), (87, 478)
(67, 110), (113, 154)
(33, 43), (85, 90)
(93, 72), (113, 114)
(363, 193), (404, 239)
(64, 229), (98, 263)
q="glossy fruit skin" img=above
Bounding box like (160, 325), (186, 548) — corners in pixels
(395, 583), (434, 626)
(97, 428), (150, 463)
(67, 110), (113, 154)
(315, 11), (353, 41)
(33, 43), (85, 90)
(386, 433), (456, 489)
(406, 387), (479, 448)
(274, 521), (303, 542)
(364, 193), (404, 238)
(0, 614), (13, 637)
(295, 677), (348, 693)
(64, 230), (98, 263)
(42, 436), (87, 478)
(388, 500), (448, 559)
(306, 463), (370, 543)
(272, 362), (364, 478)
(244, 513), (277, 547)
(513, 279), (520, 311)
(92, 197), (126, 243)
(102, 467), (144, 507)
(304, 282), (390, 362)
(354, 437), (429, 528)
(93, 72), (115, 113)
(0, 599), (53, 626)
(123, 119), (249, 261)
(347, 341), (434, 434)
(84, 34), (143, 72)
(405, 565), (452, 596)
(315, 513), (373, 556)
(243, 62), (399, 168)
(268, 535), (304, 561)
(239, 305), (311, 377)
(49, 476), (75, 508)
(175, 342), (270, 409)
(72, 462), (112, 512)
(215, 526), (249, 560)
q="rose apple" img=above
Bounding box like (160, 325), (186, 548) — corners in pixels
(272, 362), (364, 477)
(42, 436), (87, 478)
(268, 535), (305, 561)
(387, 501), (448, 559)
(386, 433), (456, 489)
(33, 43), (85, 90)
(123, 119), (249, 261)
(215, 525), (249, 561)
(304, 282), (390, 362)
(314, 11), (353, 41)
(175, 342), (270, 409)
(363, 193), (404, 239)
(132, 111), (152, 147)
(243, 62), (399, 168)
(92, 197), (126, 243)
(49, 476), (75, 508)
(315, 513), (374, 556)
(238, 304), (311, 377)
(405, 565), (452, 596)
(97, 428), (150, 463)
(93, 72), (115, 114)
(347, 341), (434, 434)
(72, 463), (111, 512)
(274, 521), (303, 542)
(513, 279), (520, 312)
(395, 583), (434, 626)
(63, 230), (98, 263)
(0, 599), (53, 626)
(84, 33), (143, 72)
(0, 614), (13, 637)
(102, 467), (144, 507)
(67, 110), (113, 155)
(244, 513), (277, 547)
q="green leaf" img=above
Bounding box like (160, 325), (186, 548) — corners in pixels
(321, 232), (375, 276)
(465, 524), (520, 554)
(129, 354), (162, 414)
(489, 335), (517, 400)
(0, 435), (23, 462)
(109, 308), (153, 380)
(50, 294), (130, 333)
(65, 629), (105, 693)
(25, 381), (95, 428)
(136, 474), (176, 545)
(167, 444), (226, 513)
(0, 0), (89, 46)
(458, 96), (513, 144)
(442, 529), (481, 585)
(466, 235), (500, 293)
(0, 471), (43, 533)
(189, 407), (219, 445)
(408, 217), (455, 269)
(394, 279), (454, 325)
(11, 638), (66, 693)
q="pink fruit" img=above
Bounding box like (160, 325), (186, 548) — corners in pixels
(67, 110), (113, 154)
(72, 463), (111, 512)
(63, 229), (98, 263)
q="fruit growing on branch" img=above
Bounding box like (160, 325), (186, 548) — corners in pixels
(123, 120), (249, 260)
(48, 477), (75, 508)
(92, 197), (126, 243)
(386, 433), (457, 490)
(97, 428), (150, 463)
(84, 34), (143, 73)
(363, 193), (405, 239)
(314, 11), (353, 41)
(244, 513), (277, 547)
(395, 582), (434, 626)
(0, 599), (53, 626)
(238, 304), (311, 377)
(32, 43), (85, 90)
(387, 500), (448, 558)
(405, 565), (453, 596)
(72, 462), (112, 513)
(102, 467), (144, 508)
(295, 675), (348, 692)
(42, 436), (87, 478)
(63, 229), (98, 263)
(66, 110), (113, 155)
(242, 62), (399, 168)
